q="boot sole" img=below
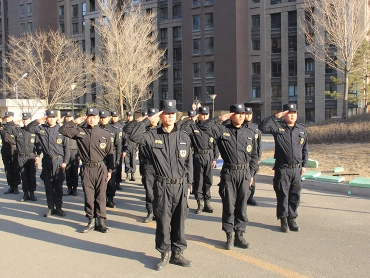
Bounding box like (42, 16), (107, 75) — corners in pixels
(169, 259), (192, 267)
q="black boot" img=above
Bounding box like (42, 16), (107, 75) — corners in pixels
(195, 199), (202, 214)
(280, 217), (289, 233)
(124, 173), (130, 182)
(143, 210), (154, 223)
(203, 199), (214, 213)
(81, 218), (95, 233)
(116, 183), (123, 190)
(29, 191), (37, 201)
(225, 232), (234, 250)
(13, 185), (19, 194)
(72, 188), (78, 196)
(130, 172), (136, 181)
(64, 188), (73, 196)
(4, 186), (14, 194)
(169, 251), (192, 267)
(247, 186), (258, 206)
(288, 217), (300, 232)
(20, 191), (29, 202)
(95, 217), (109, 233)
(43, 206), (55, 217)
(156, 252), (170, 271)
(54, 205), (66, 217)
(106, 198), (116, 208)
(234, 231), (249, 249)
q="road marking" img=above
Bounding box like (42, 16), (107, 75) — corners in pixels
(114, 208), (309, 278)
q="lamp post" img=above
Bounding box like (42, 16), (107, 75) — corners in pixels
(209, 94), (217, 117)
(70, 83), (77, 114)
(13, 72), (28, 99)
(192, 96), (201, 111)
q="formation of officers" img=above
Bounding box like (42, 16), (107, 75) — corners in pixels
(0, 101), (308, 271)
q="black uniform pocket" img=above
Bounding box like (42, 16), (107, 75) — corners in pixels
(220, 168), (231, 181)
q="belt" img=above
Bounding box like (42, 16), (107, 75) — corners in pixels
(44, 155), (63, 160)
(223, 163), (249, 170)
(278, 163), (301, 169)
(196, 149), (212, 154)
(82, 161), (102, 168)
(18, 153), (35, 157)
(155, 175), (184, 184)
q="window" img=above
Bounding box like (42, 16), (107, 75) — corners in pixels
(288, 36), (297, 52)
(173, 5), (181, 19)
(305, 84), (314, 96)
(288, 11), (297, 27)
(72, 4), (78, 17)
(271, 38), (281, 53)
(82, 3), (87, 16)
(325, 82), (337, 93)
(205, 37), (214, 54)
(60, 23), (65, 34)
(20, 5), (25, 18)
(27, 22), (33, 33)
(160, 28), (167, 40)
(305, 59), (314, 71)
(325, 108), (337, 119)
(193, 0), (201, 7)
(161, 90), (169, 100)
(82, 20), (86, 33)
(325, 62), (336, 74)
(173, 27), (181, 41)
(271, 85), (282, 101)
(206, 62), (214, 78)
(252, 15), (260, 28)
(306, 109), (314, 123)
(90, 0), (95, 12)
(90, 38), (95, 53)
(175, 89), (183, 104)
(271, 0), (282, 4)
(271, 61), (281, 77)
(194, 86), (202, 101)
(271, 13), (281, 29)
(252, 62), (261, 75)
(252, 39), (260, 50)
(21, 23), (26, 35)
(252, 0), (260, 3)
(289, 60), (297, 76)
(193, 15), (201, 31)
(161, 69), (168, 82)
(206, 86), (215, 102)
(174, 47), (182, 62)
(193, 39), (201, 55)
(59, 6), (64, 16)
(252, 86), (261, 98)
(72, 22), (79, 34)
(205, 0), (213, 5)
(194, 63), (201, 79)
(27, 3), (32, 17)
(205, 13), (213, 29)
(174, 69), (182, 82)
(160, 7), (168, 21)
(289, 85), (298, 101)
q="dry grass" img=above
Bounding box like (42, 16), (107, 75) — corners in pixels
(258, 143), (370, 182)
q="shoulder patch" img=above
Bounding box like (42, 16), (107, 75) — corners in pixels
(278, 128), (285, 132)
(223, 132), (230, 137)
(79, 131), (86, 135)
(154, 140), (163, 144)
(194, 130), (200, 133)
(40, 130), (45, 134)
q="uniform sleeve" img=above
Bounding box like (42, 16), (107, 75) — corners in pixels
(202, 117), (224, 140)
(114, 129), (122, 165)
(122, 120), (137, 134)
(249, 135), (259, 177)
(129, 118), (151, 145)
(258, 115), (280, 134)
(256, 129), (262, 161)
(105, 133), (115, 172)
(58, 120), (80, 139)
(62, 136), (70, 164)
(34, 136), (42, 156)
(185, 137), (193, 189)
(213, 138), (219, 161)
(302, 128), (309, 168)
(25, 120), (41, 134)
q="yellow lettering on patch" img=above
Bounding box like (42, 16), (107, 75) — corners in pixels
(155, 140), (163, 144)
(278, 128), (285, 132)
(223, 133), (230, 137)
(194, 130), (200, 133)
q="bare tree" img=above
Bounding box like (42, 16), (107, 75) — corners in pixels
(301, 0), (370, 119)
(5, 30), (95, 109)
(95, 0), (167, 115)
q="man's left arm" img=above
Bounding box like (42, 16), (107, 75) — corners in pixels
(185, 137), (194, 198)
(301, 128), (309, 175)
(249, 136), (259, 182)
(114, 129), (122, 166)
(62, 135), (70, 168)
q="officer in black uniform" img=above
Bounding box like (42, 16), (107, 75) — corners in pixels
(130, 100), (193, 271)
(99, 110), (122, 208)
(26, 110), (70, 217)
(59, 108), (114, 233)
(122, 111), (137, 182)
(203, 104), (259, 250)
(182, 106), (219, 214)
(187, 110), (196, 121)
(111, 111), (124, 190)
(258, 104), (308, 233)
(0, 112), (21, 194)
(244, 107), (262, 206)
(3, 113), (41, 202)
(63, 112), (79, 196)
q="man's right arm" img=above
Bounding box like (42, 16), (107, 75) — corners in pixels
(59, 120), (80, 139)
(129, 118), (150, 145)
(25, 120), (41, 133)
(258, 115), (280, 134)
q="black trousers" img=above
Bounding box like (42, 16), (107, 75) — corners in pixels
(81, 164), (108, 219)
(273, 167), (302, 219)
(65, 150), (79, 190)
(153, 181), (188, 253)
(18, 156), (37, 192)
(124, 146), (136, 174)
(193, 154), (213, 201)
(106, 164), (117, 200)
(41, 157), (64, 208)
(142, 163), (155, 211)
(116, 158), (122, 185)
(2, 147), (21, 187)
(218, 168), (251, 233)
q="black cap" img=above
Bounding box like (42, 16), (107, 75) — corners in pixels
(22, 112), (31, 120)
(99, 110), (110, 118)
(188, 110), (197, 117)
(126, 111), (133, 116)
(245, 107), (253, 114)
(86, 107), (99, 116)
(147, 108), (159, 117)
(230, 104), (245, 114)
(199, 106), (210, 115)
(46, 110), (57, 117)
(4, 111), (14, 117)
(142, 111), (148, 116)
(64, 111), (73, 117)
(283, 103), (297, 112)
(160, 100), (177, 113)
(111, 111), (119, 117)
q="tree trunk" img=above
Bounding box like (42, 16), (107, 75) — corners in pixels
(119, 93), (124, 116)
(342, 70), (349, 119)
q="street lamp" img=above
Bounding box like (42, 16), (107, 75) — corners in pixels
(209, 94), (217, 116)
(70, 83), (77, 114)
(13, 72), (28, 99)
(192, 96), (201, 111)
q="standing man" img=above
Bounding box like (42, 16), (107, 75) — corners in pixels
(59, 108), (114, 233)
(244, 107), (262, 206)
(203, 104), (259, 250)
(99, 110), (122, 208)
(0, 112), (21, 194)
(130, 100), (193, 270)
(122, 111), (137, 182)
(26, 110), (70, 217)
(182, 106), (219, 214)
(3, 113), (41, 202)
(258, 104), (308, 233)
(111, 111), (124, 190)
(187, 110), (197, 121)
(63, 112), (80, 196)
